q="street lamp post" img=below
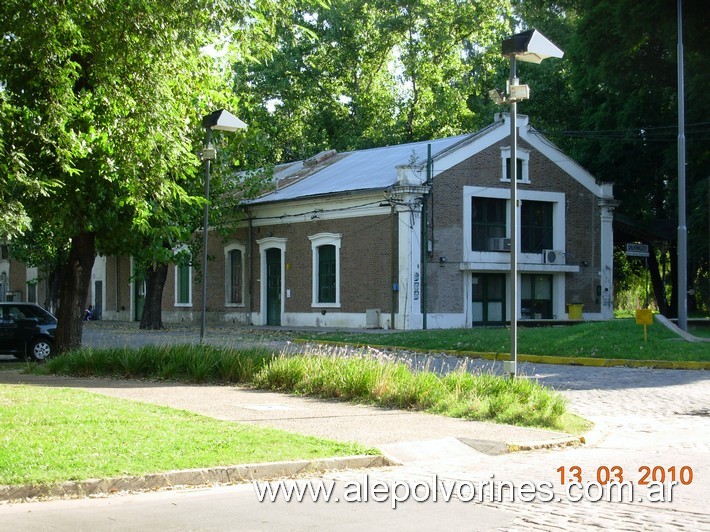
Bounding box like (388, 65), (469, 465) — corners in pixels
(676, 0), (688, 331)
(199, 109), (247, 342)
(493, 30), (563, 377)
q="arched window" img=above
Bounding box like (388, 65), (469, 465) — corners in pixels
(309, 233), (342, 307)
(175, 263), (192, 306)
(224, 243), (245, 306)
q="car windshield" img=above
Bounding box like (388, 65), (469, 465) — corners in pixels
(1, 305), (56, 323)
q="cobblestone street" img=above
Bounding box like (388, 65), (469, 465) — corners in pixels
(328, 363), (710, 530)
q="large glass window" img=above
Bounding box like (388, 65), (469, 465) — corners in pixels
(472, 273), (506, 325)
(472, 197), (507, 251)
(521, 274), (552, 319)
(521, 201), (553, 253)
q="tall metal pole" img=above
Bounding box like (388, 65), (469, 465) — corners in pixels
(421, 143), (432, 330)
(677, 0), (687, 331)
(200, 127), (213, 342)
(509, 56), (518, 377)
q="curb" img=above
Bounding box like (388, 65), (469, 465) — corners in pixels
(0, 455), (393, 503)
(294, 340), (710, 370)
(506, 434), (585, 452)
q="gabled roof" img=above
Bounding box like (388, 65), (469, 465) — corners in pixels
(249, 134), (471, 204)
(249, 114), (609, 205)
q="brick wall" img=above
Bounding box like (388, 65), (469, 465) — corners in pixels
(180, 213), (396, 318)
(426, 138), (603, 313)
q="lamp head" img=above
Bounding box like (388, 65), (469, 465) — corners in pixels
(502, 29), (563, 64)
(202, 109), (247, 132)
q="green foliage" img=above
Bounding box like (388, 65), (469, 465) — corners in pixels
(252, 348), (567, 429)
(233, 0), (511, 162)
(39, 344), (569, 430)
(43, 344), (275, 383)
(0, 0), (298, 342)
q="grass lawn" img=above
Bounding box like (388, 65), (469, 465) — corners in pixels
(0, 384), (373, 486)
(293, 319), (710, 362)
(689, 325), (710, 339)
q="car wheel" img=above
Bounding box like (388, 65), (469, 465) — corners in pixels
(30, 338), (53, 361)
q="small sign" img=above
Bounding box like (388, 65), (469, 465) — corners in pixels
(635, 309), (653, 342)
(626, 243), (649, 257)
(635, 309), (653, 325)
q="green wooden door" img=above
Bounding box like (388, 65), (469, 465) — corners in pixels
(266, 248), (281, 326)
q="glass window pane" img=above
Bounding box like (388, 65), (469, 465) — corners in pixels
(521, 201), (553, 253)
(229, 249), (242, 304)
(472, 197), (507, 251)
(178, 265), (190, 304)
(318, 245), (336, 303)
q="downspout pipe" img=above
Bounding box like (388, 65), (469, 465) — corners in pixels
(391, 203), (396, 330)
(248, 214), (254, 325)
(421, 144), (432, 329)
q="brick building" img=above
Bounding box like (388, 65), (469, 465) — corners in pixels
(1, 114), (616, 329)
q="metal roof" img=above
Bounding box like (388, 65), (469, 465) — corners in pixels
(250, 133), (473, 204)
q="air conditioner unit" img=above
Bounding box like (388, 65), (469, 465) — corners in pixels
(488, 238), (511, 251)
(543, 250), (565, 265)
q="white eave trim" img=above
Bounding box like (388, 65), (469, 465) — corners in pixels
(459, 262), (580, 273)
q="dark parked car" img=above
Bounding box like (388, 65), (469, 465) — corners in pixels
(0, 302), (57, 360)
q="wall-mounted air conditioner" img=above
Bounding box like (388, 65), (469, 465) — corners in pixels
(543, 250), (565, 265)
(488, 238), (511, 251)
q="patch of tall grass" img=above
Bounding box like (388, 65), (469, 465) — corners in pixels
(42, 344), (275, 384)
(37, 344), (567, 430)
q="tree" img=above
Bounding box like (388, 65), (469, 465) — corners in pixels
(558, 0), (710, 316)
(0, 1), (260, 352)
(233, 0), (510, 162)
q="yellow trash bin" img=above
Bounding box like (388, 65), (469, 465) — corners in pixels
(567, 304), (583, 320)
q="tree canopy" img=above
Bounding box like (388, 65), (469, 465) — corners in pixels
(1, 0), (707, 334)
(0, 0), (289, 349)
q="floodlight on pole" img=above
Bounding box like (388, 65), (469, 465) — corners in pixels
(491, 29), (563, 378)
(200, 109), (247, 343)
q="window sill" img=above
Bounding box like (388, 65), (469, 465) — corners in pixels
(311, 303), (341, 309)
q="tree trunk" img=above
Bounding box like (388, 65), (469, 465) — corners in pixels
(44, 262), (65, 315)
(139, 263), (168, 330)
(54, 231), (96, 354)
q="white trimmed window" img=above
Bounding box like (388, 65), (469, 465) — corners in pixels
(174, 247), (192, 306)
(500, 147), (530, 183)
(224, 242), (245, 306)
(309, 233), (342, 307)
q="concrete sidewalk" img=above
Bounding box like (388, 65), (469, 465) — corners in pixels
(0, 369), (580, 501)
